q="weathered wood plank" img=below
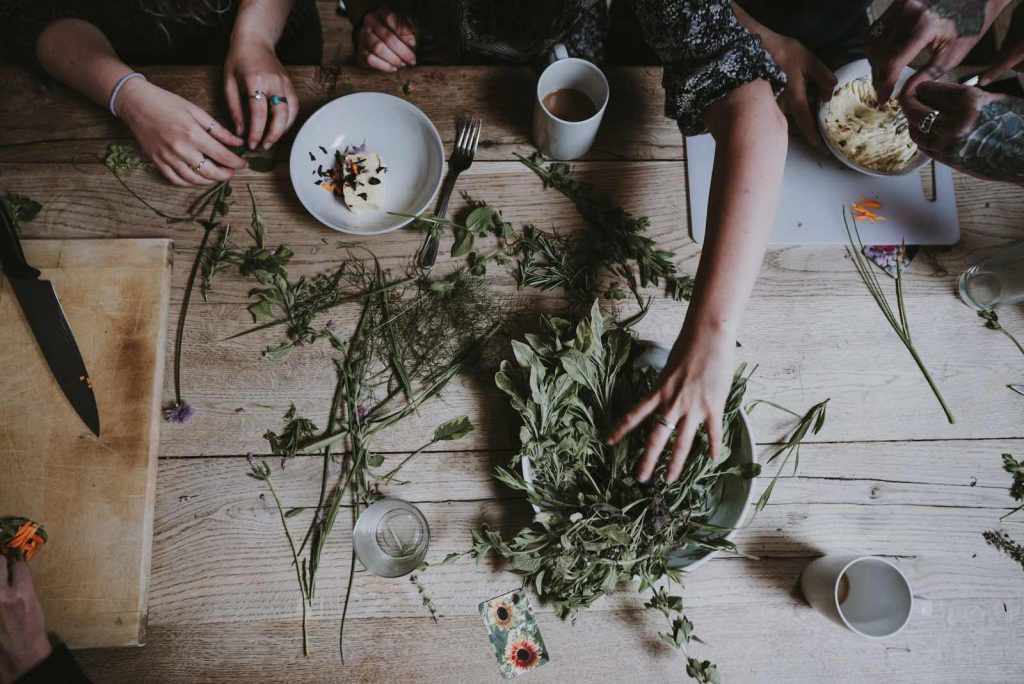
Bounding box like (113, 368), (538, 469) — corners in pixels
(0, 65), (681, 162)
(140, 448), (1024, 626)
(75, 598), (1024, 683)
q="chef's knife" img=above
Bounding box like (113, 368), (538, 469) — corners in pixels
(0, 202), (100, 436)
(1010, 384), (1024, 398)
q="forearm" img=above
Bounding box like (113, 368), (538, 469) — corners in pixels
(232, 0), (296, 49)
(683, 79), (787, 343)
(35, 19), (135, 110)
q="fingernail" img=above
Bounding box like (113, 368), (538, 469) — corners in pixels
(637, 473), (649, 484)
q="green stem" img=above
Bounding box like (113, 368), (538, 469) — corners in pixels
(997, 326), (1024, 357)
(904, 340), (956, 424)
(264, 476), (309, 656)
(173, 215), (216, 402)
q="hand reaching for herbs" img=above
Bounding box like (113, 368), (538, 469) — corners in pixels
(357, 7), (419, 72)
(224, 0), (301, 151)
(903, 82), (1024, 184)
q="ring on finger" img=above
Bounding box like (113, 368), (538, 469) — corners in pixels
(268, 94), (288, 107)
(251, 90), (266, 101)
(653, 414), (676, 430)
(918, 110), (939, 134)
(190, 155), (208, 173)
(205, 121), (217, 133)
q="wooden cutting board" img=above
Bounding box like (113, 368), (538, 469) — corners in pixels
(0, 239), (172, 648)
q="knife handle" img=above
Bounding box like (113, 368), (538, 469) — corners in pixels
(0, 199), (40, 280)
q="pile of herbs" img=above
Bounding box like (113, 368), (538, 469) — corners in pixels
(438, 302), (828, 683)
(983, 453), (1024, 572)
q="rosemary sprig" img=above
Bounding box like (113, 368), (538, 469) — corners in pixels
(978, 309), (1024, 357)
(984, 453), (1024, 572)
(844, 208), (955, 424)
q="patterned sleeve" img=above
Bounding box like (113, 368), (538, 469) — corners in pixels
(630, 0), (786, 136)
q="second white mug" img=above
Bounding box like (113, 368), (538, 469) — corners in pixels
(532, 51), (609, 161)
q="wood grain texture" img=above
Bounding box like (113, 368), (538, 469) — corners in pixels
(0, 239), (172, 648)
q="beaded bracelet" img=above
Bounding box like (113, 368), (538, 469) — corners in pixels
(108, 72), (146, 117)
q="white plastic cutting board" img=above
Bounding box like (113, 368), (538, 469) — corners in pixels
(686, 134), (960, 245)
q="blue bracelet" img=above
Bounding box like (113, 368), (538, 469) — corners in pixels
(108, 72), (146, 117)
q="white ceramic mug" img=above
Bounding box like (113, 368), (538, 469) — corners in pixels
(800, 555), (930, 639)
(532, 47), (609, 160)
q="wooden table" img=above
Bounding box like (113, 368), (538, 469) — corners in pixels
(2, 64), (1023, 683)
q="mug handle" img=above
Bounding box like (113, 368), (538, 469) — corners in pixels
(547, 42), (569, 64)
(913, 596), (932, 616)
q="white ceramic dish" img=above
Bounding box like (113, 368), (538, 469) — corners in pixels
(520, 342), (757, 573)
(817, 59), (928, 178)
(289, 92), (444, 235)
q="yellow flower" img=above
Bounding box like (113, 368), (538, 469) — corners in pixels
(489, 599), (515, 630)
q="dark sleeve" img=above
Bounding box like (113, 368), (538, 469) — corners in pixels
(16, 644), (91, 684)
(630, 0), (786, 136)
(0, 1), (92, 68)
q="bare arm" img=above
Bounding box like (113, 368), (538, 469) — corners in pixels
(35, 19), (245, 186)
(610, 78), (788, 483)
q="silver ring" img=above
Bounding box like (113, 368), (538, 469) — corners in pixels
(205, 121), (217, 133)
(653, 414), (676, 430)
(251, 90), (266, 101)
(190, 155), (207, 173)
(869, 20), (886, 38)
(919, 110), (939, 134)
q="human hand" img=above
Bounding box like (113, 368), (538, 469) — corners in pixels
(904, 81), (1024, 183)
(607, 330), (735, 484)
(979, 3), (1024, 85)
(224, 39), (299, 151)
(867, 0), (1011, 103)
(761, 34), (837, 153)
(118, 79), (247, 187)
(357, 8), (418, 72)
(0, 562), (51, 684)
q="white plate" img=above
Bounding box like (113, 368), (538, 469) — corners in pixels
(817, 59), (929, 177)
(289, 92), (444, 234)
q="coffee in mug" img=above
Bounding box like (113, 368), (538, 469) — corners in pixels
(542, 88), (598, 123)
(532, 56), (609, 160)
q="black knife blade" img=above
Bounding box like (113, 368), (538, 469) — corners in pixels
(0, 201), (100, 436)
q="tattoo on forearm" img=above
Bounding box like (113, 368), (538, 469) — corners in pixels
(928, 0), (988, 36)
(948, 99), (1024, 183)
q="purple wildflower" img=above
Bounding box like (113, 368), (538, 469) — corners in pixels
(315, 509), (326, 523)
(280, 456), (287, 471)
(356, 404), (369, 420)
(246, 452), (256, 467)
(325, 319), (336, 331)
(293, 339), (305, 348)
(164, 401), (195, 424)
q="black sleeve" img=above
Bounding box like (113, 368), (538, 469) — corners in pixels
(16, 644), (91, 684)
(0, 2), (93, 68)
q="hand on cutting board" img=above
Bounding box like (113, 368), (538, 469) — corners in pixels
(117, 79), (247, 188)
(904, 82), (1024, 184)
(867, 0), (1011, 103)
(0, 562), (51, 684)
(357, 7), (418, 72)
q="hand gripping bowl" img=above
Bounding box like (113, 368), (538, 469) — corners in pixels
(817, 59), (929, 177)
(521, 341), (757, 573)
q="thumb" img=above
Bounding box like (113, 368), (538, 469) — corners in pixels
(806, 55), (838, 102)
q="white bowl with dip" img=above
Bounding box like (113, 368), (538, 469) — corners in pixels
(817, 59), (928, 177)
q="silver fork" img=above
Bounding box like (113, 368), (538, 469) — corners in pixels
(416, 117), (482, 270)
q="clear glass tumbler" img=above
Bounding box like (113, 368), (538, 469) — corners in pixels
(957, 241), (1024, 310)
(352, 498), (430, 577)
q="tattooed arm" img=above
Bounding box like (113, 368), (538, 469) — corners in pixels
(867, 0), (1012, 102)
(907, 81), (1024, 184)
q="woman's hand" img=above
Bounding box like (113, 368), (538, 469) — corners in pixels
(761, 34), (837, 153)
(118, 79), (247, 187)
(608, 329), (735, 484)
(357, 7), (418, 72)
(224, 39), (299, 151)
(0, 562), (51, 684)
(904, 82), (1024, 183)
(868, 0), (1011, 103)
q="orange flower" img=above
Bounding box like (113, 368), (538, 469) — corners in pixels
(852, 198), (886, 223)
(506, 636), (541, 672)
(7, 522), (46, 561)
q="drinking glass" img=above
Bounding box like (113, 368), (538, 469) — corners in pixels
(957, 241), (1024, 310)
(352, 498), (430, 577)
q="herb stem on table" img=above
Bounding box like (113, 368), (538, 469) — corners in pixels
(979, 309), (1024, 357)
(844, 208), (955, 424)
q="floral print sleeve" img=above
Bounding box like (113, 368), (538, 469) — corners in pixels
(631, 0), (786, 136)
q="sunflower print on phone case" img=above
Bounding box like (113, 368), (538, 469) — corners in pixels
(479, 589), (550, 678)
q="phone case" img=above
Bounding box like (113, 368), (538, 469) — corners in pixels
(479, 589), (550, 678)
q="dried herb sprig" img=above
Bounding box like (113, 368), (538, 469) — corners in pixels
(1, 192), (41, 228)
(984, 453), (1024, 572)
(844, 208), (955, 424)
(978, 309), (1024, 357)
(410, 574), (440, 623)
(437, 303), (826, 683)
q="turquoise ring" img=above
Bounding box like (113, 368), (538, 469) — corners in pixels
(269, 94), (287, 107)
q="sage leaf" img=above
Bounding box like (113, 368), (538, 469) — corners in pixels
(432, 416), (474, 442)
